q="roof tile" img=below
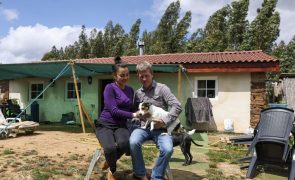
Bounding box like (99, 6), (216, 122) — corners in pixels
(75, 50), (277, 64)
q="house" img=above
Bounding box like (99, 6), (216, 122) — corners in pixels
(0, 50), (278, 133)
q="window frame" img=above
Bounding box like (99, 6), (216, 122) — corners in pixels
(65, 80), (82, 100)
(194, 76), (218, 100)
(29, 82), (44, 100)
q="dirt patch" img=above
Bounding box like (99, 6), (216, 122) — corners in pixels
(218, 163), (244, 178)
(0, 130), (249, 179)
(0, 131), (99, 179)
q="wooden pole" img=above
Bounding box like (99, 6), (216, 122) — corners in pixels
(80, 100), (95, 131)
(71, 63), (86, 133)
(178, 65), (182, 100)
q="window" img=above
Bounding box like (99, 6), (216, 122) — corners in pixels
(30, 83), (44, 99)
(195, 77), (217, 99)
(66, 81), (81, 99)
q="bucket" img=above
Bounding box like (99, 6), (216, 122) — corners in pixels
(224, 118), (234, 132)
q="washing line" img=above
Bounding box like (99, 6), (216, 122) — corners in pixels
(181, 66), (195, 92)
(0, 63), (71, 136)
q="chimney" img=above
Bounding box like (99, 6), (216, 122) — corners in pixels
(138, 40), (144, 56)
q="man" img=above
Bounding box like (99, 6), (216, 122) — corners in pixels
(130, 61), (182, 180)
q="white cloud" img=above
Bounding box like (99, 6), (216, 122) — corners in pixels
(2, 8), (19, 21)
(276, 1), (295, 43)
(149, 0), (295, 43)
(0, 24), (83, 64)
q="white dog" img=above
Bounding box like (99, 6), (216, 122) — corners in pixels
(138, 102), (179, 135)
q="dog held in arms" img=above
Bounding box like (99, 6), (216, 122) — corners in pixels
(138, 102), (203, 165)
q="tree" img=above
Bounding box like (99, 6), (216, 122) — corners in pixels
(272, 36), (295, 74)
(91, 31), (105, 58)
(170, 11), (191, 53)
(41, 46), (60, 61)
(141, 30), (154, 55)
(78, 25), (90, 58)
(150, 0), (191, 54)
(227, 0), (249, 50)
(89, 28), (98, 58)
(202, 5), (230, 52)
(186, 28), (206, 52)
(103, 21), (126, 57)
(152, 1), (180, 53)
(125, 19), (141, 56)
(242, 0), (280, 52)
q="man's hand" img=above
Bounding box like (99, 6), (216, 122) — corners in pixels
(152, 118), (166, 129)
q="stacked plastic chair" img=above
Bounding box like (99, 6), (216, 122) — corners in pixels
(244, 107), (295, 179)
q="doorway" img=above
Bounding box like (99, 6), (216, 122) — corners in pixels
(99, 79), (113, 112)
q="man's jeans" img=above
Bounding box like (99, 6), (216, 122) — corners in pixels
(130, 128), (173, 180)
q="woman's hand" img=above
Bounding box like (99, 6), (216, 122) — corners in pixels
(132, 111), (141, 118)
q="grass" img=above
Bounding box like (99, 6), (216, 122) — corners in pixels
(3, 148), (15, 155)
(119, 145), (158, 170)
(206, 142), (247, 179)
(32, 168), (50, 180)
(37, 123), (94, 133)
(22, 149), (38, 156)
(207, 144), (247, 164)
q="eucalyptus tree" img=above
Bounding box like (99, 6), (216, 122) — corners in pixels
(103, 21), (126, 57)
(227, 0), (249, 50)
(152, 0), (181, 54)
(63, 44), (79, 60)
(149, 0), (192, 54)
(91, 31), (105, 58)
(141, 30), (154, 55)
(89, 28), (98, 58)
(242, 0), (280, 52)
(202, 5), (230, 52)
(170, 11), (192, 53)
(41, 46), (60, 61)
(125, 19), (141, 56)
(185, 28), (206, 53)
(78, 25), (90, 58)
(272, 36), (295, 74)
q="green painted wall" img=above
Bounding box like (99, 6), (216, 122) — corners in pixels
(9, 72), (180, 124)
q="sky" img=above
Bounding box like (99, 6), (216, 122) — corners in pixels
(0, 0), (294, 64)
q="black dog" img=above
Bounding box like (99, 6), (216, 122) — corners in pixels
(172, 126), (203, 166)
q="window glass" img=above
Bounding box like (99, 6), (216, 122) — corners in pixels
(67, 82), (81, 99)
(207, 80), (215, 88)
(198, 80), (206, 88)
(31, 84), (43, 99)
(195, 79), (216, 98)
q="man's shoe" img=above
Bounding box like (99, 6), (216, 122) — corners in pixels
(163, 175), (168, 180)
(132, 173), (149, 180)
(107, 170), (116, 180)
(100, 161), (109, 170)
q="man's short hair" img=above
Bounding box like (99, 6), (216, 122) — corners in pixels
(136, 61), (153, 74)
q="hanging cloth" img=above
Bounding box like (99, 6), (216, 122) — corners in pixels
(185, 97), (214, 125)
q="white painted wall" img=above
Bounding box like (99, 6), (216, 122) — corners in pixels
(180, 72), (251, 133)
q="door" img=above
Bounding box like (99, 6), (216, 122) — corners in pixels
(99, 79), (113, 112)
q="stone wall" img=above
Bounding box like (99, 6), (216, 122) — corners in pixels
(0, 80), (9, 101)
(250, 73), (266, 127)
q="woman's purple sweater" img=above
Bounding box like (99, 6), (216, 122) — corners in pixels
(99, 82), (134, 125)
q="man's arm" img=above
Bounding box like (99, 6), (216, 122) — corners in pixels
(158, 84), (182, 125)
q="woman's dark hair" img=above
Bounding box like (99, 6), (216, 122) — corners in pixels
(112, 56), (127, 73)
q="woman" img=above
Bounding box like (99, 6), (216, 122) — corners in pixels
(95, 56), (139, 180)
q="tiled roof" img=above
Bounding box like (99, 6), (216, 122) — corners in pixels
(76, 50), (277, 64)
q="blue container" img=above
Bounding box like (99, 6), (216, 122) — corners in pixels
(269, 104), (288, 108)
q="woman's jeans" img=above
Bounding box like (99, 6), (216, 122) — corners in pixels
(130, 128), (173, 180)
